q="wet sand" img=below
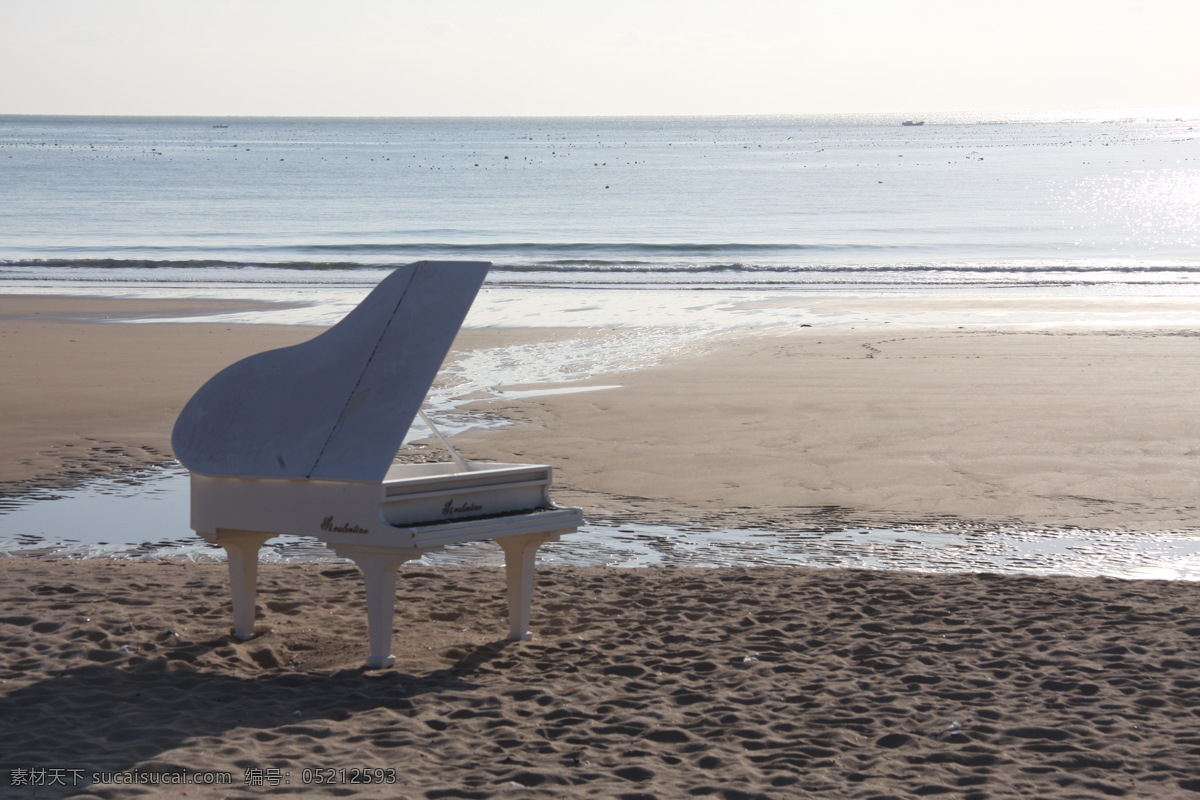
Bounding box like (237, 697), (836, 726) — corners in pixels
(456, 326), (1200, 533)
(0, 296), (556, 493)
(0, 296), (312, 491)
(6, 295), (1200, 533)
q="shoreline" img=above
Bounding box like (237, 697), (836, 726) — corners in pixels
(453, 325), (1200, 534)
(4, 294), (1200, 534)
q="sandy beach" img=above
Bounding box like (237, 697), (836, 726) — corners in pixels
(0, 296), (558, 494)
(3, 560), (1200, 799)
(3, 294), (1200, 798)
(455, 319), (1200, 533)
(5, 295), (1200, 534)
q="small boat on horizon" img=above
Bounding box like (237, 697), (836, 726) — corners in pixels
(902, 120), (925, 126)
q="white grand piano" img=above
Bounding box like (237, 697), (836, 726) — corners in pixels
(172, 261), (583, 668)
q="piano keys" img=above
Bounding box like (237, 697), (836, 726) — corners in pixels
(173, 261), (583, 668)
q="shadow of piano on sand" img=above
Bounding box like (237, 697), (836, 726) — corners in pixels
(0, 638), (517, 798)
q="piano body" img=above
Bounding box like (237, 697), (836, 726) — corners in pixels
(172, 261), (583, 668)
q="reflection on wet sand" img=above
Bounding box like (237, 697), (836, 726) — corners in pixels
(3, 467), (1198, 581)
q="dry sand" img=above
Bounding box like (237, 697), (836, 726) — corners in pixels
(3, 294), (1200, 798)
(3, 559), (1200, 799)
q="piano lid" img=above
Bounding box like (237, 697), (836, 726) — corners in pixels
(172, 261), (490, 482)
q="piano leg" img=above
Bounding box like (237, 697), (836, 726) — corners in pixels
(329, 547), (421, 669)
(214, 531), (275, 641)
(498, 533), (559, 641)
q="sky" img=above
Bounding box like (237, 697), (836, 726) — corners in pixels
(1, 0), (1197, 117)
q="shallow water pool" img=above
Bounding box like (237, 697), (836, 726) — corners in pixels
(2, 466), (1198, 581)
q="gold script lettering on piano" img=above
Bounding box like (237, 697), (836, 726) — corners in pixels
(171, 262), (583, 668)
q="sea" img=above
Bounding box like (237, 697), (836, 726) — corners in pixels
(3, 110), (1200, 577)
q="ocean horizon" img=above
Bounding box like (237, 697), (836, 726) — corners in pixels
(3, 110), (1198, 299)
